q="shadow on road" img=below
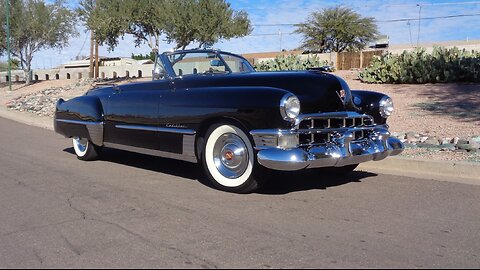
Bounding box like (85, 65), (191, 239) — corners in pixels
(257, 170), (377, 195)
(64, 147), (377, 194)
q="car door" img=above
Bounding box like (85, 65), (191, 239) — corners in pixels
(104, 80), (170, 150)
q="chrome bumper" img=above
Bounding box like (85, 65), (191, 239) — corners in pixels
(254, 129), (404, 171)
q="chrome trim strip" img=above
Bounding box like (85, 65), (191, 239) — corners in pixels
(103, 142), (197, 163)
(56, 119), (103, 125)
(55, 119), (104, 145)
(115, 124), (157, 132)
(115, 124), (196, 135)
(182, 134), (196, 158)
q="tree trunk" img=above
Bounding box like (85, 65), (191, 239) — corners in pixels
(24, 69), (31, 85)
(24, 55), (32, 85)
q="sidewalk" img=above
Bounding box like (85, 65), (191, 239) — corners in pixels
(359, 157), (480, 185)
(0, 104), (53, 130)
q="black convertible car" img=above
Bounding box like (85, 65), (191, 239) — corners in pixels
(54, 50), (404, 193)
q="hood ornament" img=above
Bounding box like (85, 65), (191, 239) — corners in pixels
(337, 89), (346, 102)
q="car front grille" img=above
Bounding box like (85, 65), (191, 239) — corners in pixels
(297, 113), (375, 146)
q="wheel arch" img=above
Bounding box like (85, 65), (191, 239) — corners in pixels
(195, 116), (254, 162)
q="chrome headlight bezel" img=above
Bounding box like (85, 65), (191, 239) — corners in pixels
(379, 96), (394, 118)
(280, 93), (301, 120)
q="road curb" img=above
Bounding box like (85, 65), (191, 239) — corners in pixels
(0, 106), (53, 131)
(359, 156), (480, 183)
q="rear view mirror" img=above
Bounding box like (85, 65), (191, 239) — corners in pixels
(210, 59), (224, 67)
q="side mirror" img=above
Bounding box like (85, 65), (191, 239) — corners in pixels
(210, 59), (224, 67)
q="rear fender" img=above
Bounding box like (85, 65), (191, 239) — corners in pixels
(54, 96), (104, 146)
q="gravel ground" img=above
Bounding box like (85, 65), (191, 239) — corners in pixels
(1, 74), (479, 162)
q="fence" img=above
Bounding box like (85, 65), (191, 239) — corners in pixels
(336, 50), (384, 70)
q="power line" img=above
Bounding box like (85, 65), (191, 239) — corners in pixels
(377, 12), (480, 22)
(240, 1), (480, 11)
(76, 30), (90, 60)
(252, 13), (480, 27)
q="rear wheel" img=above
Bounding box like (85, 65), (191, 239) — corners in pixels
(72, 137), (102, 161)
(201, 123), (264, 193)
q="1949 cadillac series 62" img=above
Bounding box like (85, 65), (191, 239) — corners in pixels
(54, 50), (404, 193)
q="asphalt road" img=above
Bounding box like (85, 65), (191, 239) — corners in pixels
(0, 116), (479, 268)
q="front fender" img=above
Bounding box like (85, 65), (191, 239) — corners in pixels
(161, 86), (293, 131)
(351, 90), (390, 125)
(54, 96), (105, 145)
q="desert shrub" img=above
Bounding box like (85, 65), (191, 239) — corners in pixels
(255, 54), (331, 71)
(359, 47), (480, 84)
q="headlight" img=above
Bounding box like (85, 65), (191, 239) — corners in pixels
(379, 96), (394, 118)
(280, 93), (301, 120)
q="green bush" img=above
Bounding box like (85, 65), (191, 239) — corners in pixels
(255, 54), (331, 71)
(359, 47), (480, 84)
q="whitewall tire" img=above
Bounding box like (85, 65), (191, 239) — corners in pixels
(72, 137), (101, 161)
(201, 123), (264, 193)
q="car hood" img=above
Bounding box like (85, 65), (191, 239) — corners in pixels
(174, 71), (354, 114)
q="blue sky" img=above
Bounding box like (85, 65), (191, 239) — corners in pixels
(5, 0), (480, 69)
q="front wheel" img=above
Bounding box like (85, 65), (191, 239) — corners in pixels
(72, 137), (102, 161)
(201, 123), (264, 193)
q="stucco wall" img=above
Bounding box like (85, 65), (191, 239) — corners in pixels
(0, 64), (154, 83)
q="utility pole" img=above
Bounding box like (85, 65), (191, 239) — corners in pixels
(6, 0), (12, 91)
(279, 30), (283, 51)
(407, 20), (413, 47)
(94, 37), (99, 79)
(89, 30), (94, 78)
(416, 4), (422, 47)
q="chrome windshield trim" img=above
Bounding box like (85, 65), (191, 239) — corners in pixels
(115, 124), (196, 135)
(56, 119), (103, 125)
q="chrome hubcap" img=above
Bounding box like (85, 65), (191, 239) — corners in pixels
(73, 137), (88, 153)
(213, 133), (249, 179)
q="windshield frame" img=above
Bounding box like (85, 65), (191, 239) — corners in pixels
(158, 50), (255, 78)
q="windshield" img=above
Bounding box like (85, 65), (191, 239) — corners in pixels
(166, 52), (254, 77)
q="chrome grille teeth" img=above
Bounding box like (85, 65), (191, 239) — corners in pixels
(298, 115), (374, 146)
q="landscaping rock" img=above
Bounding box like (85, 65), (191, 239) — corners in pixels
(457, 144), (479, 153)
(439, 144), (456, 151)
(405, 132), (418, 143)
(441, 138), (451, 145)
(457, 139), (470, 145)
(404, 143), (418, 149)
(471, 136), (480, 143)
(452, 137), (460, 144)
(419, 136), (429, 143)
(7, 86), (75, 117)
(424, 138), (440, 146)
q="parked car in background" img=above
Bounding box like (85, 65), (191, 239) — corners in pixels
(54, 50), (404, 193)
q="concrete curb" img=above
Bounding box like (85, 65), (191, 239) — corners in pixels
(0, 106), (53, 131)
(359, 156), (480, 184)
